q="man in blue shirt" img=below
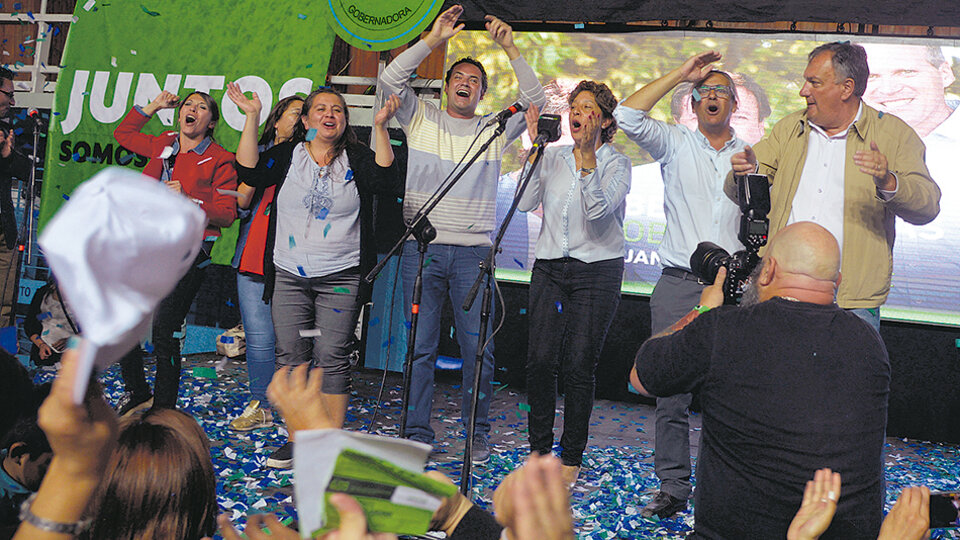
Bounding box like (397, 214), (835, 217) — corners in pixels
(613, 51), (748, 519)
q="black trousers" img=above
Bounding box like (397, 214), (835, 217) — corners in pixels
(526, 257), (623, 466)
(119, 250), (209, 408)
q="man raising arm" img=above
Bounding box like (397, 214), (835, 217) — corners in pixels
(379, 5), (545, 463)
(614, 51), (748, 520)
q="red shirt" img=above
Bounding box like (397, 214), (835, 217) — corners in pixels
(114, 108), (238, 237)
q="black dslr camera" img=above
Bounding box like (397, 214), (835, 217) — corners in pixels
(689, 174), (771, 304)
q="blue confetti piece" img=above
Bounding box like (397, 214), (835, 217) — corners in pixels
(144, 341), (154, 353)
(196, 259), (212, 269)
(61, 194), (69, 200)
(519, 308), (527, 314)
(266, 157), (274, 168)
(345, 169), (354, 182)
(289, 235), (296, 248)
(317, 207), (329, 220)
(140, 4), (160, 16)
(323, 223), (331, 237)
(396, 197), (403, 204)
(692, 88), (702, 101)
(466, 330), (479, 336)
(297, 13), (306, 19)
(513, 257), (524, 268)
(381, 336), (395, 348)
(369, 317), (380, 327)
(333, 308), (342, 313)
(450, 327), (455, 338)
(878, 111), (884, 118)
(574, 22), (584, 28)
(556, 301), (563, 313)
(225, 298), (234, 307)
(305, 128), (317, 141)
(297, 265), (306, 277)
(220, 335), (235, 344)
(72, 152), (81, 162)
(404, 321), (412, 329)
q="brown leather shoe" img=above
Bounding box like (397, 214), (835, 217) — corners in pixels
(560, 464), (580, 487)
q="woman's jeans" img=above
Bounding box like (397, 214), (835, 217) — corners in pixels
(236, 271), (275, 402)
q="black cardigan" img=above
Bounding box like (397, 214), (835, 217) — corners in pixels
(236, 140), (402, 304)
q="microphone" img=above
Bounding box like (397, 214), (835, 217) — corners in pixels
(484, 101), (525, 127)
(26, 108), (45, 130)
(532, 113), (562, 147)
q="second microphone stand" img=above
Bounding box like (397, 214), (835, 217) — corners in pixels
(458, 133), (551, 495)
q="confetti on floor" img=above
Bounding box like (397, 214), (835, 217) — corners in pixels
(29, 354), (960, 540)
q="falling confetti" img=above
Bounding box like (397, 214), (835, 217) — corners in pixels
(140, 4), (160, 16)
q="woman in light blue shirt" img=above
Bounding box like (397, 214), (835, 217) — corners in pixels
(518, 80), (631, 485)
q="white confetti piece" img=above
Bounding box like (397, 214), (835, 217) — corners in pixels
(197, 156), (212, 165)
(158, 146), (173, 159)
(217, 189), (242, 198)
(299, 328), (322, 337)
(130, 49), (137, 55)
(110, 56), (117, 67)
(82, 0), (96, 11)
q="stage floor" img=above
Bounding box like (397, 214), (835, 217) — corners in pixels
(41, 352), (960, 539)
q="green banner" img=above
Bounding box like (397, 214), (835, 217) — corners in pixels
(43, 2), (337, 263)
(323, 0), (443, 51)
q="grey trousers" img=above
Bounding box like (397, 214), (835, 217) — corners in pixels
(648, 273), (704, 500)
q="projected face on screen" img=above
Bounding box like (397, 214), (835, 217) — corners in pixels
(862, 43), (955, 138)
(450, 31), (960, 326)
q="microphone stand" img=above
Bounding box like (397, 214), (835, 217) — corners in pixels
(364, 117), (511, 439)
(458, 133), (550, 495)
(10, 120), (41, 326)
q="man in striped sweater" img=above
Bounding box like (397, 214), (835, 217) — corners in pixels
(380, 4), (545, 462)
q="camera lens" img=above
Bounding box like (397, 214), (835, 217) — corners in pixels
(690, 242), (730, 284)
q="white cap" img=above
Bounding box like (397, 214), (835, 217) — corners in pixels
(38, 167), (207, 402)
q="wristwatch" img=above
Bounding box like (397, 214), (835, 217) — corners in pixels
(19, 493), (93, 535)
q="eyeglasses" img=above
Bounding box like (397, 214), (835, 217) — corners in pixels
(694, 85), (733, 99)
(0, 89), (13, 100)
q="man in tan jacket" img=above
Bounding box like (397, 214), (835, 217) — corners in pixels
(728, 42), (940, 330)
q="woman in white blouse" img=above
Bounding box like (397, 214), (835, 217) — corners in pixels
(518, 80), (632, 485)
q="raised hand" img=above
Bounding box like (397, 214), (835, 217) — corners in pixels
(322, 494), (398, 540)
(877, 487), (930, 540)
(37, 348), (119, 478)
(143, 90), (180, 116)
(425, 4), (464, 47)
(731, 145), (758, 175)
(853, 141), (896, 190)
(510, 455), (575, 540)
(576, 111), (602, 153)
(374, 94), (401, 128)
(1, 129), (13, 158)
(267, 364), (336, 433)
(215, 513), (299, 540)
(484, 15), (515, 50)
(226, 81), (262, 117)
(524, 104), (540, 145)
(679, 51), (723, 83)
(787, 468), (842, 540)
